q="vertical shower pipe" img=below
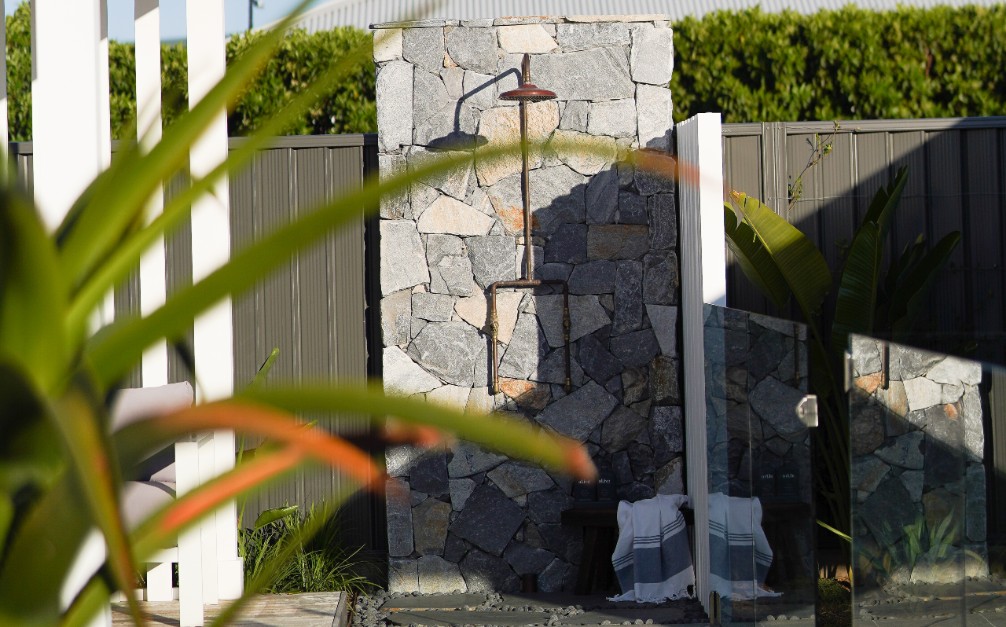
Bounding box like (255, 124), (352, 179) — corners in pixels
(488, 54), (571, 395)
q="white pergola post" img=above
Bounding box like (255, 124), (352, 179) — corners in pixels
(186, 0), (243, 602)
(136, 0), (169, 389)
(677, 112), (725, 612)
(32, 3), (114, 622)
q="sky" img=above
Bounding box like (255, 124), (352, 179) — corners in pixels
(3, 0), (326, 41)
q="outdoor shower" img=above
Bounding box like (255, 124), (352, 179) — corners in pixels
(488, 53), (572, 395)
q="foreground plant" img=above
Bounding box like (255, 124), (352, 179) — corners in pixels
(0, 5), (593, 625)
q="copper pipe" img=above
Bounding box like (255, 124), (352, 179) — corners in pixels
(488, 54), (570, 396)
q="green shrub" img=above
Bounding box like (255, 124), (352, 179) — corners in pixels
(4, 3), (375, 141)
(671, 5), (1006, 123)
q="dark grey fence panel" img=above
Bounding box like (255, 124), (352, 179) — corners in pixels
(722, 118), (1006, 363)
(8, 134), (384, 556)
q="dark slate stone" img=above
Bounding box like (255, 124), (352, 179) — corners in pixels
(924, 434), (967, 489)
(586, 168), (618, 224)
(503, 542), (556, 575)
(578, 333), (623, 384)
(567, 260), (616, 295)
(410, 452), (450, 497)
(602, 406), (648, 453)
(498, 313), (549, 380)
(450, 483), (525, 556)
(535, 262), (573, 282)
(746, 327), (790, 381)
(648, 193), (677, 250)
(612, 451), (634, 485)
(610, 328), (660, 369)
(532, 348), (586, 387)
(536, 523), (582, 564)
(643, 251), (678, 305)
(604, 375), (623, 398)
(460, 548), (521, 593)
(545, 223), (588, 264)
(617, 191), (648, 224)
(530, 165), (587, 235)
(444, 532), (468, 563)
(413, 498), (452, 555)
(613, 260), (643, 334)
(527, 487), (573, 524)
(619, 481), (656, 502)
(650, 356), (681, 405)
(748, 375), (807, 442)
(627, 441), (655, 477)
(650, 405), (685, 466)
(538, 558), (576, 593)
(536, 380), (619, 442)
(860, 477), (918, 548)
(622, 368), (649, 405)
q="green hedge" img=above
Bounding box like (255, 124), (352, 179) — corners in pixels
(4, 3), (376, 141)
(7, 3), (1006, 140)
(671, 5), (1006, 123)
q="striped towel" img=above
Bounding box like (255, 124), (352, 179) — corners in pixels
(708, 492), (781, 600)
(609, 494), (695, 602)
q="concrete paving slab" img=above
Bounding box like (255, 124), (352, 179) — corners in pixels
(385, 609), (554, 625)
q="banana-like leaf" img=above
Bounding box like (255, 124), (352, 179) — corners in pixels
(890, 231), (961, 338)
(861, 166), (909, 241)
(0, 191), (68, 394)
(723, 203), (791, 308)
(728, 191), (832, 324)
(830, 221), (882, 354)
(57, 0), (316, 300)
(882, 235), (927, 312)
(253, 505), (299, 529)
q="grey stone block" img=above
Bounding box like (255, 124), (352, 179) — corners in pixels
(468, 235), (517, 288)
(587, 99), (637, 138)
(612, 260), (643, 334)
(643, 251), (678, 305)
(504, 542), (555, 575)
(450, 483), (525, 556)
(617, 191), (648, 224)
(559, 100), (588, 131)
(487, 462), (555, 498)
(418, 555), (467, 593)
(381, 220), (429, 294)
(403, 27), (446, 73)
(647, 304), (678, 355)
(460, 549), (521, 593)
(411, 452), (450, 496)
(637, 83), (672, 150)
(610, 328), (660, 369)
(379, 153), (411, 219)
(630, 25), (673, 85)
(568, 260), (616, 295)
(601, 405), (648, 453)
(648, 193), (677, 249)
(585, 167), (618, 224)
(413, 498), (452, 555)
(446, 27), (498, 74)
(530, 165), (587, 235)
(556, 22), (630, 51)
(382, 289), (413, 346)
(448, 441), (507, 477)
(384, 346), (442, 395)
(408, 321), (483, 386)
(498, 312), (548, 380)
(412, 292), (455, 322)
(650, 405), (684, 465)
(389, 558), (419, 592)
(578, 332), (622, 383)
(587, 225), (649, 260)
(387, 478), (415, 557)
(376, 61), (414, 150)
(537, 380), (619, 442)
(545, 223), (587, 264)
(532, 46), (634, 101)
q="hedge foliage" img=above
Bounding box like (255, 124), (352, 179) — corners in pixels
(4, 3), (376, 141)
(6, 3), (1006, 139)
(671, 5), (1006, 123)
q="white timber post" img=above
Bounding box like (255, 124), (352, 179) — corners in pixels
(136, 0), (169, 389)
(33, 2), (114, 622)
(186, 0), (243, 602)
(677, 112), (725, 613)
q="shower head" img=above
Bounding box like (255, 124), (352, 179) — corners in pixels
(499, 83), (557, 102)
(499, 53), (556, 103)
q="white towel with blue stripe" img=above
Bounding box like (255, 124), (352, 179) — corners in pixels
(609, 494), (695, 602)
(708, 492), (781, 600)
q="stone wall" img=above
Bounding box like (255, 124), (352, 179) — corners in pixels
(373, 15), (680, 593)
(850, 336), (988, 584)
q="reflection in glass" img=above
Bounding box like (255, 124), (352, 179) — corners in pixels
(704, 304), (816, 623)
(849, 335), (1006, 625)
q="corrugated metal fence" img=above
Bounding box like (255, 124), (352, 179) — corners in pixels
(10, 134), (386, 556)
(722, 117), (1006, 364)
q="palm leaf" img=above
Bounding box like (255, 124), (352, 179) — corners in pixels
(728, 191), (832, 324)
(723, 203), (791, 308)
(861, 166), (909, 240)
(889, 231), (961, 339)
(831, 221), (882, 353)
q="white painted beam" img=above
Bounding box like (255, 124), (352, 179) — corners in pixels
(136, 0), (168, 387)
(185, 0), (242, 601)
(677, 112), (725, 613)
